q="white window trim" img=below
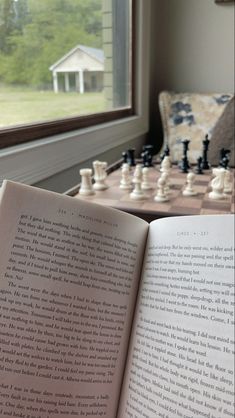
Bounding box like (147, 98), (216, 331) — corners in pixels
(0, 0), (150, 186)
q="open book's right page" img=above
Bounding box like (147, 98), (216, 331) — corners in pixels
(118, 215), (234, 418)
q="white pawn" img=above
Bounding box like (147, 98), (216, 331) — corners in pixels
(162, 171), (170, 195)
(120, 163), (132, 190)
(130, 178), (146, 200)
(79, 168), (95, 196)
(209, 167), (226, 200)
(183, 172), (197, 196)
(141, 167), (152, 190)
(93, 160), (108, 191)
(133, 164), (143, 182)
(224, 170), (232, 194)
(154, 175), (169, 202)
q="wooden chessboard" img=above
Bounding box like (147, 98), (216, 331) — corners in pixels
(69, 162), (235, 222)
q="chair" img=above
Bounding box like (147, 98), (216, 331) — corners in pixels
(158, 91), (233, 164)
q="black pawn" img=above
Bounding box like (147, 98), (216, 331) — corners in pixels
(195, 156), (203, 174)
(201, 134), (210, 170)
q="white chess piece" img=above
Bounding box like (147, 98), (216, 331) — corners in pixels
(154, 175), (169, 202)
(209, 167), (226, 200)
(160, 155), (171, 173)
(133, 164), (143, 182)
(183, 172), (197, 196)
(93, 160), (108, 191)
(101, 162), (108, 179)
(120, 163), (132, 190)
(130, 178), (146, 200)
(141, 167), (152, 190)
(224, 169), (232, 194)
(160, 156), (171, 194)
(79, 168), (95, 196)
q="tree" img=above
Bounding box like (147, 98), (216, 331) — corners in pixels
(0, 0), (102, 87)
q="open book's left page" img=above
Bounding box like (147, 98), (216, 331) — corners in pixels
(0, 180), (148, 418)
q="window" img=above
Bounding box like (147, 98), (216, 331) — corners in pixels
(0, 0), (149, 187)
(0, 0), (135, 149)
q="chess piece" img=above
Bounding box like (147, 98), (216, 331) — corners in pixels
(160, 155), (171, 173)
(93, 160), (108, 191)
(183, 172), (197, 196)
(224, 170), (232, 194)
(101, 161), (108, 179)
(219, 148), (230, 169)
(141, 167), (152, 190)
(133, 164), (143, 182)
(179, 139), (190, 173)
(79, 168), (95, 196)
(201, 134), (210, 170)
(195, 156), (203, 174)
(120, 163), (132, 190)
(143, 144), (154, 155)
(141, 150), (152, 167)
(160, 156), (171, 194)
(142, 144), (154, 166)
(209, 167), (226, 200)
(122, 151), (128, 165)
(130, 178), (145, 200)
(154, 175), (169, 202)
(160, 144), (170, 163)
(127, 148), (136, 166)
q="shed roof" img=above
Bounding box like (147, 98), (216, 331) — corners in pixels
(49, 45), (104, 71)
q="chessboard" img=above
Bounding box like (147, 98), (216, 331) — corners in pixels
(69, 161), (234, 222)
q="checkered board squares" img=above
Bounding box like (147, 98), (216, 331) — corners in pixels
(75, 165), (234, 218)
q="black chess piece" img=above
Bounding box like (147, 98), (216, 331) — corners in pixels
(127, 148), (136, 166)
(122, 151), (128, 164)
(160, 144), (170, 162)
(179, 139), (190, 173)
(219, 148), (230, 169)
(142, 144), (154, 166)
(141, 150), (152, 167)
(195, 156), (203, 174)
(201, 135), (210, 170)
(143, 144), (154, 155)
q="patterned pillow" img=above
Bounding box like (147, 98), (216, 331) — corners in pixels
(159, 91), (233, 163)
(208, 96), (234, 167)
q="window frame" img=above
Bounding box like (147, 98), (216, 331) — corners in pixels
(0, 0), (150, 186)
(0, 109), (134, 149)
(0, 0), (136, 150)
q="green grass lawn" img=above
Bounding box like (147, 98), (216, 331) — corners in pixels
(0, 86), (106, 127)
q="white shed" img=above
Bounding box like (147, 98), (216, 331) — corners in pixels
(49, 45), (104, 93)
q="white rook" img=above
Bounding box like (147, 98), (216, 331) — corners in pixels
(79, 168), (95, 196)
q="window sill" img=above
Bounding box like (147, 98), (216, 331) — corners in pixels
(0, 112), (148, 185)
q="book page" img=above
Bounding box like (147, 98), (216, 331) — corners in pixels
(0, 180), (148, 418)
(118, 215), (234, 418)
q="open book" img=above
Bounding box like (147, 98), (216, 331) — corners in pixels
(0, 180), (234, 418)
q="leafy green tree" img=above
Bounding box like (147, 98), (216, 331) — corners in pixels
(0, 0), (102, 87)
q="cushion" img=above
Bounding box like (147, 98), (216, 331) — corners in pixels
(159, 91), (233, 163)
(208, 96), (234, 167)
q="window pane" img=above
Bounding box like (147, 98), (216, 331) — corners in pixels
(0, 0), (132, 129)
